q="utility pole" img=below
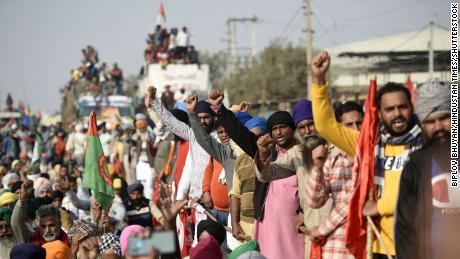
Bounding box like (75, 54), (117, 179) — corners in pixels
(251, 16), (257, 58)
(428, 21), (434, 80)
(304, 0), (313, 99)
(225, 16), (258, 76)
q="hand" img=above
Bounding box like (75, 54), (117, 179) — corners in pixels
(190, 197), (201, 207)
(229, 101), (251, 113)
(208, 90), (224, 108)
(295, 212), (306, 234)
(312, 144), (328, 172)
(158, 182), (188, 225)
(202, 192), (213, 209)
(311, 51), (330, 85)
(77, 236), (101, 259)
(91, 199), (103, 223)
(309, 226), (325, 242)
(144, 86), (157, 109)
(19, 179), (33, 201)
(362, 200), (379, 217)
(231, 222), (246, 241)
(185, 94), (199, 113)
(100, 210), (113, 232)
(256, 134), (275, 156)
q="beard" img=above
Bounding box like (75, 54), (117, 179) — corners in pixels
(429, 130), (451, 145)
(0, 235), (16, 257)
(298, 134), (327, 171)
(382, 115), (415, 136)
(43, 231), (59, 242)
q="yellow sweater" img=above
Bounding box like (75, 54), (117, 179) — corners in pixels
(312, 83), (403, 255)
(312, 84), (359, 156)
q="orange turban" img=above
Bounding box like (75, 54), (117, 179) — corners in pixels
(42, 240), (71, 259)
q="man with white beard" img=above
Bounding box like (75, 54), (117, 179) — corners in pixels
(0, 207), (16, 257)
(12, 180), (70, 246)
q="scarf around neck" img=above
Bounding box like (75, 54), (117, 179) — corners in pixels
(374, 121), (425, 197)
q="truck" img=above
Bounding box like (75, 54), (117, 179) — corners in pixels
(137, 63), (210, 99)
(77, 95), (135, 126)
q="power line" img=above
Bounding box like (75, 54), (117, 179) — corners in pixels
(278, 1), (304, 39)
(313, 13), (339, 47)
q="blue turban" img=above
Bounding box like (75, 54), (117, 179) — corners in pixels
(292, 99), (313, 126)
(10, 243), (46, 259)
(173, 101), (188, 112)
(135, 113), (147, 121)
(235, 112), (253, 125)
(244, 117), (268, 133)
(127, 181), (144, 194)
(196, 101), (215, 115)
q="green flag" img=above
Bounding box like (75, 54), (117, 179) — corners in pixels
(82, 111), (114, 210)
(31, 132), (42, 164)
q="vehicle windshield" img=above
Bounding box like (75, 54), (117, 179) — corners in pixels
(78, 104), (133, 118)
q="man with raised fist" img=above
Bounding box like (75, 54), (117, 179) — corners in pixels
(311, 51), (424, 258)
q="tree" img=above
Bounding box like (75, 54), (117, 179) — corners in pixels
(200, 50), (228, 89)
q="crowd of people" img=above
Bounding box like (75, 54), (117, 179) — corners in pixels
(63, 45), (125, 98)
(0, 51), (456, 259)
(143, 25), (200, 71)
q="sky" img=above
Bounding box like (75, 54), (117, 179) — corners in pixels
(0, 0), (451, 113)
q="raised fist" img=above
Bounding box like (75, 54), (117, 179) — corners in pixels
(257, 134), (275, 156)
(144, 86), (157, 109)
(310, 51), (330, 85)
(208, 90), (224, 108)
(311, 144), (328, 171)
(20, 179), (33, 201)
(185, 94), (199, 113)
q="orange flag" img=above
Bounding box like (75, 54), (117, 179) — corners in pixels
(345, 79), (379, 259)
(157, 2), (166, 25)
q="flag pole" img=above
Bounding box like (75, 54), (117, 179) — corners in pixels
(366, 215), (393, 259)
(366, 190), (374, 259)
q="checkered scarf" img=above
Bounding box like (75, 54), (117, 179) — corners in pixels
(374, 121), (425, 197)
(100, 233), (121, 256)
(67, 219), (99, 254)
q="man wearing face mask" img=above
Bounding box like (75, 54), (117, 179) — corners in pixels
(11, 180), (69, 246)
(0, 207), (16, 257)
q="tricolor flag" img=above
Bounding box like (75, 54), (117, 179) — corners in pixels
(156, 2), (166, 25)
(345, 79), (379, 259)
(406, 76), (418, 111)
(82, 111), (115, 210)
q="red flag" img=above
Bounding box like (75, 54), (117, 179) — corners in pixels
(345, 79), (379, 259)
(156, 2), (166, 25)
(406, 76), (418, 111)
(177, 210), (192, 257)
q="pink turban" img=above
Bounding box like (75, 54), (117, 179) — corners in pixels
(119, 225), (145, 256)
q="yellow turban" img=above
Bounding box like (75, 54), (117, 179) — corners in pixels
(113, 178), (122, 189)
(0, 192), (18, 206)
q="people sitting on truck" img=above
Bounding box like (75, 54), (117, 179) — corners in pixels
(157, 47), (170, 69)
(110, 63), (124, 94)
(187, 46), (200, 67)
